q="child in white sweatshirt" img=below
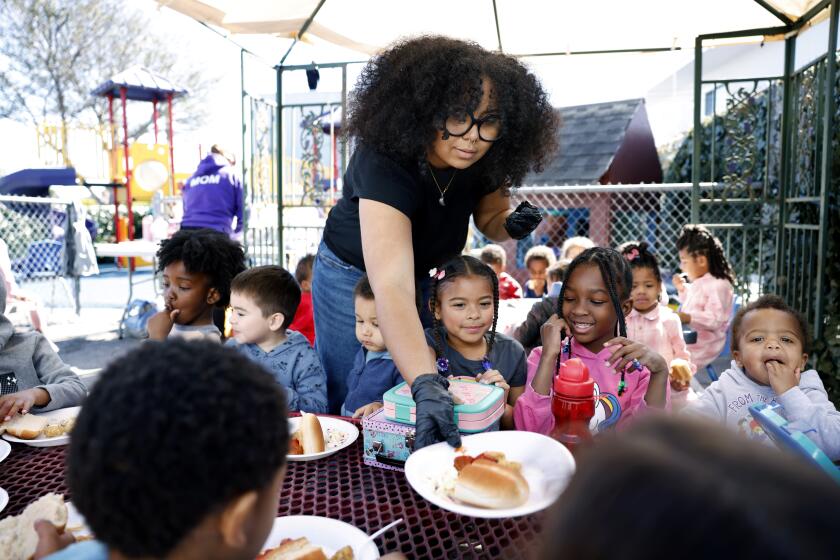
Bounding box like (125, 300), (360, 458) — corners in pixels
(686, 295), (840, 459)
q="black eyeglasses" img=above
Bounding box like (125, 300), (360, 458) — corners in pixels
(443, 110), (502, 142)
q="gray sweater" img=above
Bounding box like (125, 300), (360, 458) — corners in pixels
(0, 280), (86, 411)
(685, 361), (840, 460)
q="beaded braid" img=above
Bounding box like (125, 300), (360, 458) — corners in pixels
(486, 270), (500, 358)
(554, 247), (633, 394)
(677, 225), (735, 284)
(429, 274), (447, 371)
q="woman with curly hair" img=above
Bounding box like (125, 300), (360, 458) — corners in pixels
(312, 36), (558, 446)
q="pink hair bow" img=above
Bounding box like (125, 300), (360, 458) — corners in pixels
(625, 248), (640, 261)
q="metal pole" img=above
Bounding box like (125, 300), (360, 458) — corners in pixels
(492, 0), (503, 52)
(108, 94), (119, 240)
(691, 36), (702, 223)
(277, 66), (284, 265)
(168, 93), (175, 197)
(775, 37), (796, 299)
(120, 87), (134, 241)
(241, 48), (248, 254)
(341, 64), (348, 180)
(153, 98), (159, 144)
(814, 0), (838, 338)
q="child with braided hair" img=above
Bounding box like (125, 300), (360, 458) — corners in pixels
(673, 225), (735, 370)
(618, 241), (696, 396)
(425, 255), (526, 429)
(513, 247), (670, 434)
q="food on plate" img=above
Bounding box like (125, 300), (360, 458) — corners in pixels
(451, 451), (530, 509)
(257, 537), (354, 560)
(0, 493), (68, 559)
(669, 358), (693, 384)
(43, 417), (76, 438)
(1, 413), (49, 440)
(288, 413), (325, 455)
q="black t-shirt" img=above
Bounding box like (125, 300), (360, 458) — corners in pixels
(322, 144), (487, 277)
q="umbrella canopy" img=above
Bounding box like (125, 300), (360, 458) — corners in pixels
(157, 0), (829, 63)
(91, 66), (189, 101)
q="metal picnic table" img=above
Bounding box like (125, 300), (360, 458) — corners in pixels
(0, 417), (545, 559)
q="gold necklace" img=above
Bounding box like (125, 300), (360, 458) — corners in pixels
(427, 163), (457, 206)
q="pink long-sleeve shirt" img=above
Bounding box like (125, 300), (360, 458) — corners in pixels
(678, 273), (734, 369)
(513, 338), (652, 435)
(626, 305), (696, 375)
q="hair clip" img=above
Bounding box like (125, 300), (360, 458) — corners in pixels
(436, 357), (450, 373)
(624, 248), (640, 262)
(481, 358), (494, 371)
(428, 268), (446, 280)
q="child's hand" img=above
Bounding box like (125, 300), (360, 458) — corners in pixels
(477, 369), (510, 403)
(670, 377), (690, 392)
(672, 273), (685, 292)
(352, 402), (384, 419)
(540, 314), (568, 357)
(147, 308), (180, 340)
(603, 337), (669, 378)
(0, 388), (48, 421)
(33, 519), (76, 560)
(767, 361), (801, 395)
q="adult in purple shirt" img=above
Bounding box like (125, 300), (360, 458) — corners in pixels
(180, 145), (243, 236)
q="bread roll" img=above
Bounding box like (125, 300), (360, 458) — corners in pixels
(452, 458), (530, 509)
(3, 414), (48, 440)
(257, 537), (328, 560)
(669, 358), (693, 384)
(0, 493), (67, 560)
(296, 413), (325, 455)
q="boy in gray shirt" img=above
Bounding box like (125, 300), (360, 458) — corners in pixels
(0, 272), (86, 420)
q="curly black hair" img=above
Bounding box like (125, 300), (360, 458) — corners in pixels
(157, 228), (246, 308)
(557, 247), (633, 393)
(676, 225), (734, 284)
(344, 35), (558, 191)
(231, 265), (301, 329)
(67, 340), (289, 558)
(731, 294), (811, 354)
(617, 240), (662, 284)
(429, 255), (499, 369)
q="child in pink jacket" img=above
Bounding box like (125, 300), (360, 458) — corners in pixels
(513, 248), (670, 434)
(672, 226), (735, 370)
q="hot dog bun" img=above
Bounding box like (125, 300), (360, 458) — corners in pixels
(257, 537), (328, 560)
(452, 455), (530, 509)
(669, 358), (693, 384)
(289, 413), (324, 455)
(2, 414), (48, 440)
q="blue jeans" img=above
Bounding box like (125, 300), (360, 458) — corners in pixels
(312, 241), (364, 414)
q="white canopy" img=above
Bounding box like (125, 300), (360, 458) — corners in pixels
(158, 0), (828, 64)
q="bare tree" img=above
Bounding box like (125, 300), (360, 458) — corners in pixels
(0, 0), (215, 167)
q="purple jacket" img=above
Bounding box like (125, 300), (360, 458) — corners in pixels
(181, 154), (243, 234)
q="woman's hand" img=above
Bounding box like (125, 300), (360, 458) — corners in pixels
(147, 308), (180, 340)
(0, 388), (49, 421)
(477, 369), (510, 403)
(352, 401), (384, 419)
(411, 374), (461, 449)
(540, 314), (567, 358)
(603, 337), (668, 378)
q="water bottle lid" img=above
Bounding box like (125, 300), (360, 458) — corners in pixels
(553, 357), (595, 398)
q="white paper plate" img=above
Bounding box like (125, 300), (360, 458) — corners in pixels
(286, 416), (359, 462)
(66, 501), (93, 541)
(0, 439), (10, 463)
(260, 515), (379, 559)
(2, 407), (80, 447)
(404, 430), (575, 519)
(0, 487), (7, 515)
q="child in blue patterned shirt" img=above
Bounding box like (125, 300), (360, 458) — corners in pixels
(226, 266), (327, 413)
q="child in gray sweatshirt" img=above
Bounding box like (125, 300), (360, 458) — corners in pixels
(0, 272), (86, 420)
(686, 295), (840, 459)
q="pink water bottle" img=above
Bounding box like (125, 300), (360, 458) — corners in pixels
(549, 358), (595, 453)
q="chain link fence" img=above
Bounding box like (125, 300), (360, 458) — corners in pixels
(0, 194), (78, 310)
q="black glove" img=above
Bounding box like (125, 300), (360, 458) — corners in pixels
(411, 374), (462, 449)
(504, 201), (543, 240)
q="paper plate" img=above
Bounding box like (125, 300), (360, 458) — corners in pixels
(0, 439), (10, 463)
(1, 407), (80, 447)
(260, 515), (379, 559)
(0, 487), (7, 515)
(286, 416), (358, 461)
(405, 430), (575, 519)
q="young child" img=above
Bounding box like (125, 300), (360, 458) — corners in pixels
(685, 295), (840, 459)
(619, 242), (695, 395)
(514, 260), (568, 353)
(672, 225), (735, 370)
(289, 254), (315, 346)
(148, 228), (246, 342)
(40, 339), (288, 560)
(522, 245), (556, 298)
(426, 255), (527, 429)
(513, 247), (669, 434)
(559, 235), (595, 261)
(342, 275), (403, 418)
(479, 244), (522, 300)
(227, 266), (327, 413)
(0, 273), (86, 422)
